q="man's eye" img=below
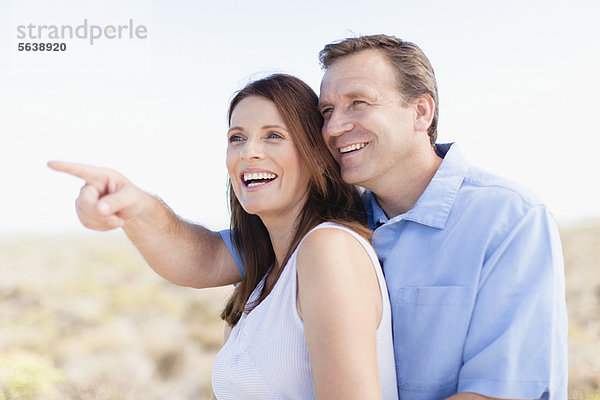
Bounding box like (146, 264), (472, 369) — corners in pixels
(321, 108), (333, 117)
(352, 100), (366, 106)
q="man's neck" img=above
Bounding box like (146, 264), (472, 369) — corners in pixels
(373, 145), (443, 219)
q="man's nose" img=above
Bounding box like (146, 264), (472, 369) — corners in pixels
(240, 138), (265, 161)
(323, 109), (354, 138)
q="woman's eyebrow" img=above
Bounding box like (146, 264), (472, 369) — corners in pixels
(227, 126), (243, 134)
(261, 124), (288, 131)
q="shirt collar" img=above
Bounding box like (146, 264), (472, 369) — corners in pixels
(367, 143), (470, 230)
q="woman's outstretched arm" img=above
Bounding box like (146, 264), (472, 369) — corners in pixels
(48, 161), (241, 288)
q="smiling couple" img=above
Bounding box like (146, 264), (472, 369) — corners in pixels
(49, 34), (567, 400)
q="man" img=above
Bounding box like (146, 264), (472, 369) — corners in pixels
(49, 34), (567, 399)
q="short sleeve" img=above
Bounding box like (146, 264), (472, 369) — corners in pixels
(458, 205), (568, 399)
(218, 229), (246, 279)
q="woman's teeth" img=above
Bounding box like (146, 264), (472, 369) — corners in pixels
(243, 172), (277, 187)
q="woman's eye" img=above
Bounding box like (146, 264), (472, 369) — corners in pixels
(267, 132), (283, 139)
(228, 134), (243, 143)
(353, 100), (366, 106)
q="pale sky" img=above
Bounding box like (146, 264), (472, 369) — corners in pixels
(1, 0), (599, 233)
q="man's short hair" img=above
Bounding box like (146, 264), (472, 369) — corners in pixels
(319, 34), (439, 144)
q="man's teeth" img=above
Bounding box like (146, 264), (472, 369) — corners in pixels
(339, 143), (366, 154)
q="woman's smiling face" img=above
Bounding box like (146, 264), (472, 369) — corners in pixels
(226, 96), (311, 221)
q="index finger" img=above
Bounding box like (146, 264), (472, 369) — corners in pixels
(47, 160), (110, 184)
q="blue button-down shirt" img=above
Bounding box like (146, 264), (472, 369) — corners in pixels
(220, 143), (568, 400)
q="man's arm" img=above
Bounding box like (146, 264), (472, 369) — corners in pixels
(48, 161), (241, 288)
(457, 205), (568, 399)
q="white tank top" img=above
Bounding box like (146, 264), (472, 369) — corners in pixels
(212, 222), (398, 399)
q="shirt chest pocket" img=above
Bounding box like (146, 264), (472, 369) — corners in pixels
(391, 285), (474, 394)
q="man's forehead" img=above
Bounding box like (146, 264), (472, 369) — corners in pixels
(318, 78), (376, 103)
(319, 51), (397, 100)
(320, 62), (367, 90)
(319, 73), (394, 105)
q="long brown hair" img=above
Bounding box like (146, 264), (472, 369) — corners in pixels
(220, 74), (370, 326)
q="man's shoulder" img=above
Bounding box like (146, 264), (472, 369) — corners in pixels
(454, 164), (558, 255)
(437, 143), (548, 219)
(460, 164), (545, 212)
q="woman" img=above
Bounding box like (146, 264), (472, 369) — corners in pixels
(48, 74), (397, 399)
(211, 74), (397, 399)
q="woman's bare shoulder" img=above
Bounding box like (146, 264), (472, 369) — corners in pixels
(296, 224), (374, 279)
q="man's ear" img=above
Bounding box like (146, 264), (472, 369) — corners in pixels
(413, 94), (435, 134)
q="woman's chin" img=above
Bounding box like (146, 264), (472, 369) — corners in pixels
(240, 205), (280, 222)
(240, 203), (264, 217)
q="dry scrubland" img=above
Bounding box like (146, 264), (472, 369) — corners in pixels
(0, 221), (599, 400)
(561, 220), (600, 399)
(0, 233), (232, 399)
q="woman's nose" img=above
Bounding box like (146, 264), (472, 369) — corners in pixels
(240, 138), (265, 161)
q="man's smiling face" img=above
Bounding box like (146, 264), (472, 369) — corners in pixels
(319, 49), (422, 192)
